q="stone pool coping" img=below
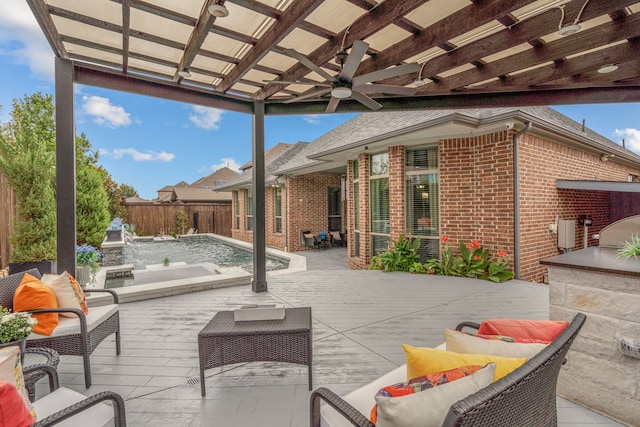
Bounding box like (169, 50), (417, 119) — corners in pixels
(88, 233), (306, 304)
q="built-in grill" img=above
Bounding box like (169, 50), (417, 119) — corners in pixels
(598, 214), (640, 248)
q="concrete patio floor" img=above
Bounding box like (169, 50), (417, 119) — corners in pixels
(35, 255), (624, 426)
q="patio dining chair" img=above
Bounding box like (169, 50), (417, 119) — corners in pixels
(301, 230), (320, 250)
(329, 231), (345, 247)
(0, 268), (121, 388)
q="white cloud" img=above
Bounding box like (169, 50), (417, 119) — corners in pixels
(302, 114), (322, 124)
(189, 106), (223, 130)
(103, 148), (175, 162)
(0, 0), (54, 81)
(614, 128), (640, 154)
(81, 95), (132, 127)
(199, 158), (242, 174)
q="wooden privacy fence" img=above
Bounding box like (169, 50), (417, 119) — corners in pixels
(0, 173), (17, 270)
(124, 203), (232, 237)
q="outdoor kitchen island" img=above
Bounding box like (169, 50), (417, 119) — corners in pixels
(541, 246), (640, 426)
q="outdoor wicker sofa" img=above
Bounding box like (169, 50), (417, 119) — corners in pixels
(311, 312), (586, 427)
(0, 268), (121, 388)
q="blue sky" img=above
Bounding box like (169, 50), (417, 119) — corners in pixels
(1, 0), (639, 200)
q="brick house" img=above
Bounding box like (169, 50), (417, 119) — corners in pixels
(221, 107), (640, 282)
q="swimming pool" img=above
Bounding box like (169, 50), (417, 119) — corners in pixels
(125, 235), (289, 272)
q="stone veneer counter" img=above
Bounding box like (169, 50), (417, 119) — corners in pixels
(540, 247), (640, 426)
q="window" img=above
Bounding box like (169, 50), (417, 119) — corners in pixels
(328, 187), (341, 231)
(274, 187), (282, 233)
(630, 174), (640, 182)
(405, 146), (439, 260)
(246, 190), (253, 231)
(370, 152), (390, 255)
(234, 191), (239, 229)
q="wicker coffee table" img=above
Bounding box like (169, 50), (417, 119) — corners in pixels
(198, 307), (312, 396)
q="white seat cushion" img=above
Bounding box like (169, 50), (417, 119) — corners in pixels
(33, 387), (115, 427)
(27, 304), (118, 339)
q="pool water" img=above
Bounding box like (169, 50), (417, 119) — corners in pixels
(125, 236), (289, 272)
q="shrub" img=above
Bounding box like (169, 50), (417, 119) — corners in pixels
(370, 235), (421, 272)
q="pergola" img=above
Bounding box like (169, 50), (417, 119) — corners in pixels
(26, 0), (640, 291)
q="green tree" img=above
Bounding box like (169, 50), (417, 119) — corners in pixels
(119, 183), (139, 198)
(74, 132), (111, 247)
(0, 93), (57, 261)
(98, 167), (128, 223)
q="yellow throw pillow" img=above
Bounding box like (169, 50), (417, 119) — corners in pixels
(41, 272), (89, 318)
(0, 346), (37, 422)
(13, 273), (59, 336)
(403, 344), (527, 382)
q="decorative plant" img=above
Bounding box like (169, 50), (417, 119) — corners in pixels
(163, 257), (170, 267)
(425, 236), (514, 283)
(370, 234), (421, 272)
(617, 234), (640, 259)
(76, 244), (101, 274)
(0, 306), (37, 343)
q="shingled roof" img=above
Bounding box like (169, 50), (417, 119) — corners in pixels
(274, 106), (640, 175)
(218, 142), (310, 191)
(190, 167), (240, 188)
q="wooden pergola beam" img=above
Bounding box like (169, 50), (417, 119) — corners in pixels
(217, 0), (324, 93)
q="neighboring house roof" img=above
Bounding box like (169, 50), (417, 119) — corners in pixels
(124, 196), (152, 204)
(157, 184), (174, 192)
(172, 187), (232, 203)
(239, 142), (296, 171)
(218, 142), (309, 191)
(190, 167), (240, 188)
(275, 106), (640, 175)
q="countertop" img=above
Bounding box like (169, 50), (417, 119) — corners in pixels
(540, 246), (640, 277)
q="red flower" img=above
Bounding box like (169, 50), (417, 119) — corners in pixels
(441, 236), (449, 243)
(473, 255), (482, 261)
(497, 250), (507, 257)
(470, 240), (481, 249)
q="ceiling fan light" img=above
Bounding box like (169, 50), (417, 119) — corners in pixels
(208, 3), (229, 18)
(331, 86), (352, 99)
(177, 69), (191, 78)
(597, 64), (618, 74)
(413, 79), (426, 87)
(558, 24), (581, 36)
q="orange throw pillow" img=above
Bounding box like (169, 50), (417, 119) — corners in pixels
(13, 273), (59, 336)
(477, 319), (569, 342)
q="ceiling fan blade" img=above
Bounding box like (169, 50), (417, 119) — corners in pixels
(283, 48), (337, 82)
(351, 91), (382, 111)
(282, 87), (332, 104)
(263, 79), (332, 87)
(353, 83), (417, 96)
(325, 96), (340, 113)
(339, 40), (369, 82)
(352, 62), (421, 87)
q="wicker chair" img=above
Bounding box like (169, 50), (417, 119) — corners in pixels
(24, 363), (126, 426)
(311, 312), (586, 427)
(0, 268), (121, 388)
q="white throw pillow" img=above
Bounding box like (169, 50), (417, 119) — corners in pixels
(445, 329), (547, 359)
(41, 272), (89, 318)
(0, 346), (37, 420)
(374, 363), (495, 427)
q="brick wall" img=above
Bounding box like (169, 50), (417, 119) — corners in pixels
(389, 146), (406, 242)
(517, 133), (640, 281)
(439, 130), (515, 270)
(287, 173), (342, 252)
(230, 173), (350, 252)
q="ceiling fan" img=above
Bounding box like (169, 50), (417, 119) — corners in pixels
(268, 40), (420, 113)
